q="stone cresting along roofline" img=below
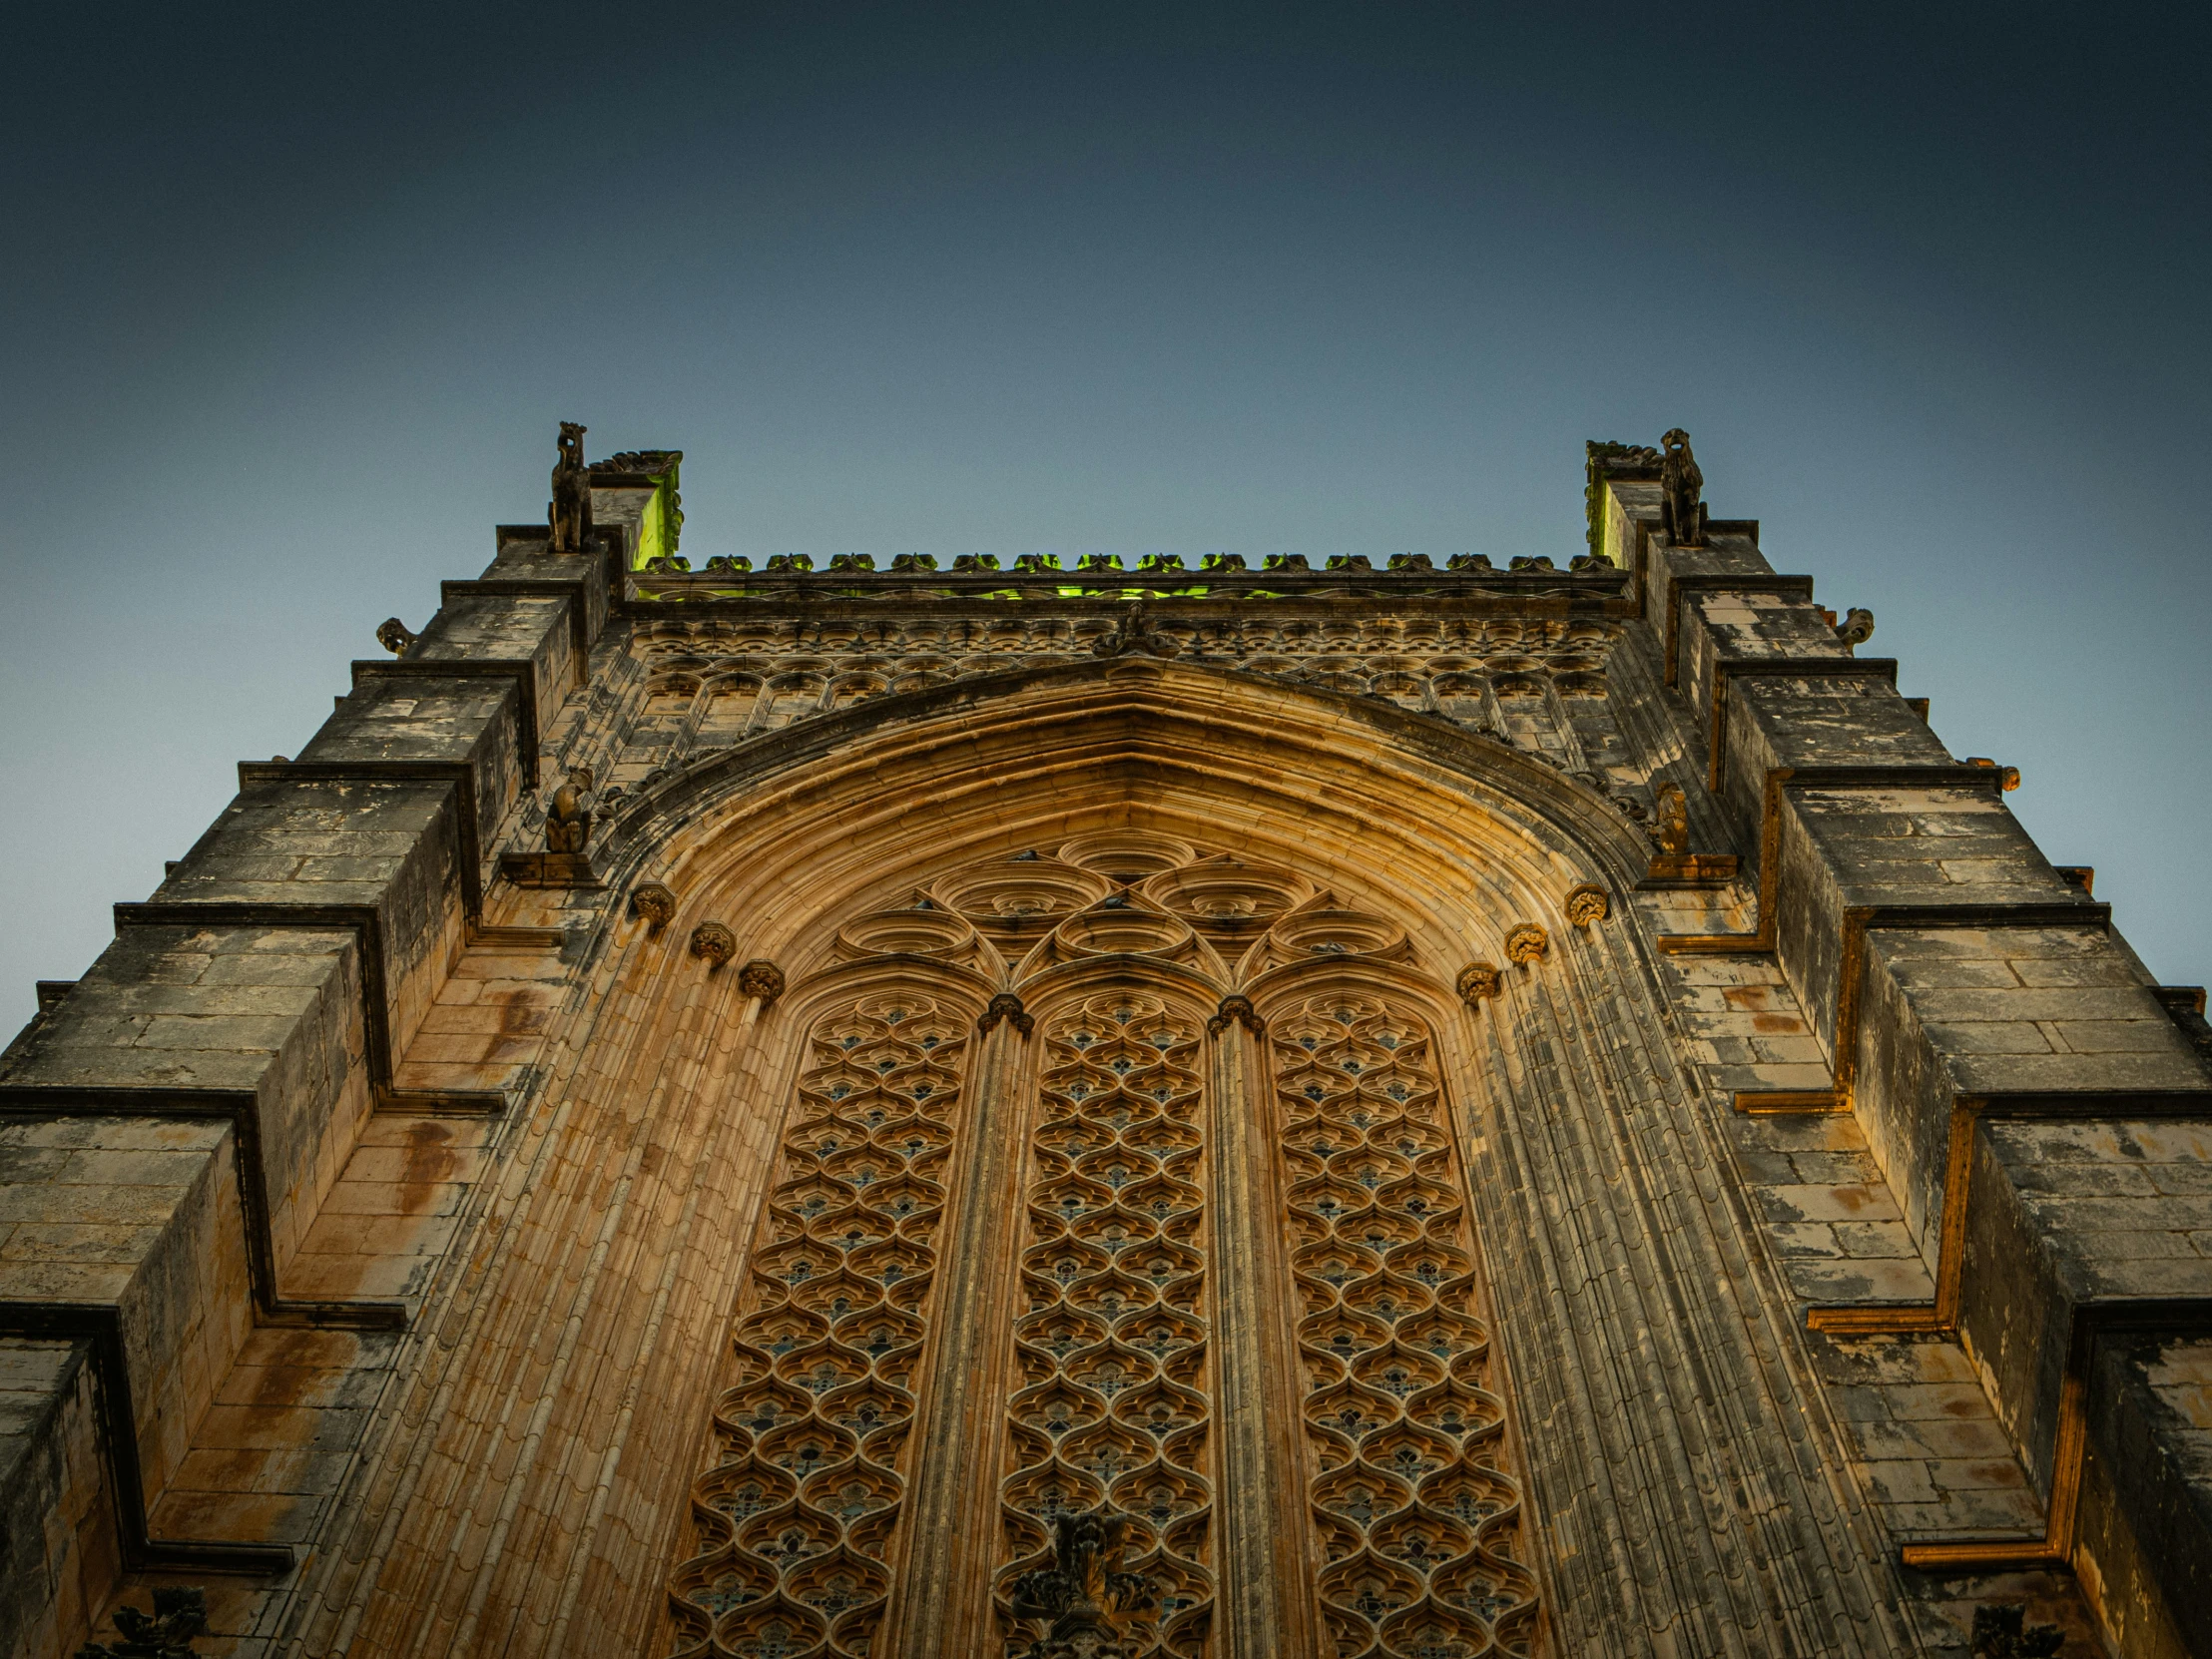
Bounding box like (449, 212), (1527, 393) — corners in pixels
(620, 549), (1632, 609)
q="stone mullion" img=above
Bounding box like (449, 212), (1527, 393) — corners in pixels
(888, 1010), (1035, 1659)
(1206, 1012), (1319, 1659)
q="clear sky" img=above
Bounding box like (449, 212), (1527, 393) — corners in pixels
(3, 3), (2207, 1030)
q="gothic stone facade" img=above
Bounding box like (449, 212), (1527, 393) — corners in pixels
(3, 441), (2209, 1659)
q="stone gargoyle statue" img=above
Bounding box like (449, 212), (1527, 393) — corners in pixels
(544, 766), (596, 853)
(548, 420), (593, 554)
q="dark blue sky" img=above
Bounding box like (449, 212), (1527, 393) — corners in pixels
(4, 3), (2207, 1026)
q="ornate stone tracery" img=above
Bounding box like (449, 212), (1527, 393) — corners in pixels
(661, 839), (1551, 1658)
(1270, 994), (1535, 1656)
(667, 994), (972, 1658)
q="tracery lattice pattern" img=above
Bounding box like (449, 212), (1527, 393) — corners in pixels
(668, 995), (969, 1658)
(1273, 996), (1537, 1658)
(995, 991), (1216, 1657)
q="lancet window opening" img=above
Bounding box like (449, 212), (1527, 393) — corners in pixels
(664, 840), (1543, 1659)
(1270, 994), (1537, 1657)
(668, 992), (972, 1659)
(993, 987), (1218, 1657)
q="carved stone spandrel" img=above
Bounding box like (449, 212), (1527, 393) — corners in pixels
(1564, 883), (1610, 927)
(628, 880), (676, 933)
(736, 959), (785, 1002)
(688, 920), (736, 969)
(1504, 922), (1549, 966)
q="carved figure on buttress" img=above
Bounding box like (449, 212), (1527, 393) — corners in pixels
(1660, 427), (1706, 547)
(1007, 1509), (1156, 1658)
(549, 421), (594, 554)
(544, 767), (595, 853)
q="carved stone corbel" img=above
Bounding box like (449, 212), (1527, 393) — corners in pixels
(737, 959), (786, 1003)
(1206, 994), (1265, 1038)
(689, 921), (737, 969)
(1504, 922), (1549, 966)
(1564, 884), (1610, 927)
(629, 881), (677, 934)
(978, 992), (1034, 1037)
(1455, 962), (1502, 1007)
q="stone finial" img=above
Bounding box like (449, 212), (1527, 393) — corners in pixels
(1206, 994), (1265, 1038)
(1652, 784), (1691, 855)
(1835, 607), (1875, 648)
(1659, 427), (1706, 547)
(548, 420), (593, 555)
(689, 921), (737, 969)
(543, 767), (595, 853)
(75, 1586), (208, 1658)
(1006, 1508), (1155, 1656)
(737, 960), (786, 1003)
(1565, 884), (1610, 927)
(375, 617), (418, 656)
(979, 992), (1034, 1037)
(1456, 962), (1502, 1006)
(1969, 1605), (2063, 1659)
(1504, 922), (1549, 966)
(629, 881), (677, 933)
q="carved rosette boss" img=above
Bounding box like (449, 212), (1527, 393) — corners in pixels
(1565, 884), (1610, 927)
(1504, 922), (1549, 966)
(688, 920), (737, 970)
